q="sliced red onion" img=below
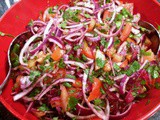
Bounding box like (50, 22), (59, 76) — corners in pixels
(110, 104), (132, 119)
(117, 41), (127, 54)
(66, 112), (96, 119)
(97, 9), (103, 24)
(43, 18), (54, 39)
(19, 34), (40, 66)
(37, 78), (75, 100)
(131, 27), (140, 35)
(65, 21), (90, 29)
(76, 2), (95, 9)
(48, 37), (64, 49)
(109, 1), (116, 24)
(13, 74), (47, 101)
(20, 76), (32, 90)
(86, 36), (101, 42)
(132, 13), (141, 23)
(76, 103), (93, 115)
(94, 19), (124, 38)
(113, 74), (126, 81)
(65, 32), (83, 42)
(119, 75), (130, 94)
(64, 60), (87, 69)
(55, 27), (62, 37)
(104, 99), (110, 120)
(69, 6), (94, 14)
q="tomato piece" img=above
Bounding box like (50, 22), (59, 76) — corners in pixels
(141, 49), (155, 62)
(120, 23), (132, 41)
(60, 85), (69, 112)
(13, 75), (22, 92)
(103, 10), (111, 21)
(52, 68), (66, 79)
(68, 88), (82, 99)
(82, 41), (94, 59)
(127, 38), (136, 44)
(73, 79), (82, 88)
(50, 97), (61, 108)
(51, 47), (64, 61)
(88, 19), (96, 32)
(120, 59), (128, 68)
(88, 78), (102, 102)
(32, 110), (46, 118)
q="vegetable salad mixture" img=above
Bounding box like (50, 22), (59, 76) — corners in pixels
(11, 0), (160, 120)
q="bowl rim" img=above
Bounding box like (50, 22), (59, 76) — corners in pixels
(0, 0), (160, 120)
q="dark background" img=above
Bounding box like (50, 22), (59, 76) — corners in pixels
(0, 0), (160, 120)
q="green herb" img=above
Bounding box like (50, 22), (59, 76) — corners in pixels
(44, 55), (51, 62)
(52, 117), (58, 120)
(115, 21), (121, 28)
(132, 92), (137, 97)
(29, 70), (41, 81)
(146, 99), (150, 105)
(121, 8), (132, 18)
(138, 93), (147, 98)
(104, 77), (114, 86)
(29, 88), (40, 97)
(63, 9), (80, 22)
(141, 80), (146, 85)
(155, 82), (160, 89)
(92, 69), (103, 78)
(84, 69), (89, 75)
(59, 21), (67, 29)
(100, 37), (108, 48)
(126, 61), (140, 76)
(39, 64), (53, 72)
(113, 63), (121, 71)
(158, 25), (160, 30)
(94, 99), (105, 107)
(146, 66), (159, 79)
(140, 49), (151, 56)
(140, 26), (147, 32)
(115, 14), (123, 21)
(48, 7), (54, 14)
(28, 19), (34, 26)
(69, 89), (76, 94)
(38, 104), (49, 111)
(68, 97), (78, 110)
(66, 74), (76, 79)
(63, 82), (72, 88)
(73, 45), (81, 51)
(100, 88), (105, 94)
(82, 54), (87, 62)
(0, 31), (14, 38)
(96, 58), (106, 68)
(58, 58), (66, 68)
(114, 39), (120, 47)
(84, 14), (91, 18)
(12, 44), (20, 54)
(69, 54), (74, 60)
(89, 75), (94, 83)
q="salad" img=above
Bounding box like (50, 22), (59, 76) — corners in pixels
(11, 0), (160, 120)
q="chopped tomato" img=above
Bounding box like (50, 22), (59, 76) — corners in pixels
(60, 85), (69, 112)
(73, 79), (82, 88)
(103, 62), (111, 72)
(51, 47), (64, 61)
(141, 49), (155, 62)
(120, 23), (132, 41)
(50, 97), (61, 108)
(103, 10), (111, 21)
(13, 75), (22, 92)
(52, 68), (66, 79)
(127, 38), (136, 44)
(88, 78), (102, 102)
(105, 47), (116, 58)
(126, 54), (132, 62)
(82, 41), (94, 59)
(88, 19), (96, 32)
(68, 88), (82, 99)
(112, 53), (123, 62)
(144, 37), (152, 47)
(120, 59), (128, 68)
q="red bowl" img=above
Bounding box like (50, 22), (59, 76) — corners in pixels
(0, 0), (160, 120)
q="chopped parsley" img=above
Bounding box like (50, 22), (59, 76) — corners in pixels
(68, 97), (78, 110)
(84, 69), (89, 75)
(63, 82), (72, 88)
(66, 74), (76, 79)
(28, 19), (34, 26)
(82, 54), (88, 62)
(48, 7), (54, 14)
(94, 99), (105, 107)
(63, 9), (80, 22)
(113, 63), (121, 71)
(59, 21), (67, 29)
(29, 70), (41, 81)
(38, 104), (49, 111)
(29, 88), (40, 97)
(84, 14), (91, 18)
(126, 61), (140, 76)
(73, 45), (81, 51)
(147, 66), (159, 79)
(140, 49), (151, 56)
(58, 58), (66, 68)
(100, 37), (109, 48)
(96, 58), (106, 68)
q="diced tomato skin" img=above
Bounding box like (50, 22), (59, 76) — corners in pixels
(51, 47), (64, 61)
(82, 41), (94, 59)
(120, 23), (132, 41)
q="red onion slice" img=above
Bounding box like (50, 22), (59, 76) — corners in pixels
(86, 36), (101, 42)
(20, 76), (32, 90)
(66, 112), (96, 119)
(48, 37), (64, 49)
(64, 60), (87, 69)
(43, 18), (54, 39)
(94, 19), (124, 38)
(119, 75), (130, 94)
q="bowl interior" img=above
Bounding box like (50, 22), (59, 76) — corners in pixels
(0, 0), (160, 120)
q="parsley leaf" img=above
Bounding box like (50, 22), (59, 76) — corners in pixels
(84, 14), (91, 18)
(126, 61), (140, 76)
(96, 58), (106, 68)
(48, 7), (54, 14)
(113, 63), (121, 71)
(29, 70), (41, 81)
(38, 104), (49, 111)
(66, 74), (76, 79)
(63, 9), (80, 22)
(58, 58), (66, 68)
(140, 49), (151, 56)
(100, 37), (108, 48)
(63, 82), (72, 88)
(68, 97), (78, 110)
(59, 21), (67, 29)
(73, 45), (81, 51)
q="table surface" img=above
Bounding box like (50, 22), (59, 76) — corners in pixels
(0, 0), (160, 120)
